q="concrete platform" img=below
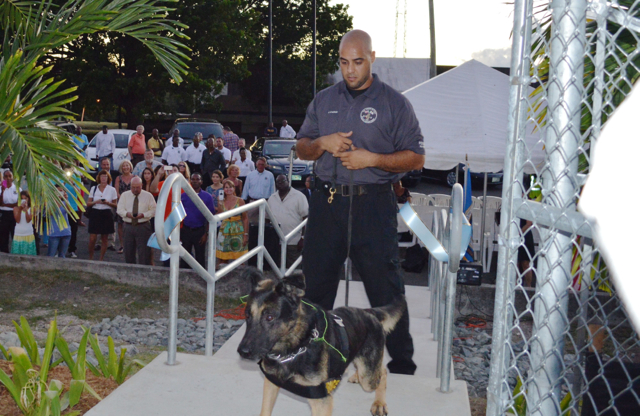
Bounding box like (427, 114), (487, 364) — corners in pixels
(86, 282), (470, 416)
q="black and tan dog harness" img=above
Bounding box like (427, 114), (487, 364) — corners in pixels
(260, 307), (350, 399)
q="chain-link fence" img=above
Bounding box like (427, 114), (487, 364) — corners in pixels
(486, 0), (640, 415)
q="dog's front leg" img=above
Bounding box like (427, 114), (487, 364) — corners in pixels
(260, 377), (280, 416)
(308, 396), (333, 416)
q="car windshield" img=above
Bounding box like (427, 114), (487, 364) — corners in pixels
(263, 141), (294, 157)
(88, 133), (130, 148)
(174, 123), (223, 140)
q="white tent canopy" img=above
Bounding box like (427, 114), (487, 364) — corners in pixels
(402, 59), (545, 174)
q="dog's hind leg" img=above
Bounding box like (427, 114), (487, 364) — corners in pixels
(308, 395), (333, 416)
(260, 377), (280, 416)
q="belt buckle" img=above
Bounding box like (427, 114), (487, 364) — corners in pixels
(341, 184), (349, 197)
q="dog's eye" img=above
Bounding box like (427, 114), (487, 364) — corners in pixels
(265, 314), (274, 322)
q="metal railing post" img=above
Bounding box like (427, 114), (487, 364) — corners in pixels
(205, 220), (217, 357)
(439, 184), (463, 393)
(167, 182), (182, 365)
(258, 203), (265, 271)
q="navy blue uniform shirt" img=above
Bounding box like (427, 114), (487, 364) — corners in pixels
(297, 74), (424, 185)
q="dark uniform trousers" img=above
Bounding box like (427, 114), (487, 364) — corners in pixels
(123, 221), (153, 265)
(180, 225), (207, 269)
(302, 185), (416, 375)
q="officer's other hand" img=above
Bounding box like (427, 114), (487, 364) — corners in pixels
(322, 131), (353, 155)
(335, 145), (376, 170)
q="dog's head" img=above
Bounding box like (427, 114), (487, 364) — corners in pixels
(237, 267), (306, 361)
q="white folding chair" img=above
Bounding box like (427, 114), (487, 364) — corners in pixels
(410, 193), (434, 206)
(430, 194), (451, 207)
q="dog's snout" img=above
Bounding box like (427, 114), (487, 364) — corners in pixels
(238, 345), (252, 359)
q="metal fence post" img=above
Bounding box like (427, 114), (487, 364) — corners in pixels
(486, 0), (534, 412)
(205, 220), (217, 357)
(258, 203), (265, 271)
(528, 0), (586, 414)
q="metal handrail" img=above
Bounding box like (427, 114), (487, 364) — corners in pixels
(154, 173), (307, 365)
(424, 183), (464, 393)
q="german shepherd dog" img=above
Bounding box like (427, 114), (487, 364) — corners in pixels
(237, 268), (406, 416)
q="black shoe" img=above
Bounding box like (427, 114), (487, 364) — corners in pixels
(94, 245), (101, 251)
(387, 360), (417, 375)
(107, 245), (116, 251)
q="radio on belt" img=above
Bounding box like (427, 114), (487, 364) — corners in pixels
(456, 262), (482, 286)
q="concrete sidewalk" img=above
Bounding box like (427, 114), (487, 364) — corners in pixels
(86, 281), (470, 416)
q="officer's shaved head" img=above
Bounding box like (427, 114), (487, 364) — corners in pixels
(339, 30), (376, 91)
(339, 30), (373, 56)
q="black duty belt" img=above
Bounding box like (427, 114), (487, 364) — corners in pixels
(314, 180), (391, 197)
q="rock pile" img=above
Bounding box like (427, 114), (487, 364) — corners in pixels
(89, 315), (244, 353)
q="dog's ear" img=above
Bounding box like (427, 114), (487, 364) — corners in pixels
(276, 271), (306, 298)
(243, 267), (269, 289)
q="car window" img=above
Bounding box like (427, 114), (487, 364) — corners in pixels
(174, 123), (223, 139)
(88, 133), (131, 148)
(113, 134), (130, 148)
(263, 141), (294, 157)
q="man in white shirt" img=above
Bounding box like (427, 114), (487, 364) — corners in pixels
(234, 148), (255, 183)
(94, 125), (116, 168)
(230, 138), (247, 165)
(132, 149), (162, 177)
(184, 133), (205, 173)
(279, 120), (296, 138)
(117, 177), (156, 265)
(267, 174), (308, 268)
(241, 157), (275, 202)
(215, 137), (231, 168)
(170, 129), (185, 147)
(161, 135), (186, 165)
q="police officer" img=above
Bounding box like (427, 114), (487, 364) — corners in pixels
(296, 29), (425, 375)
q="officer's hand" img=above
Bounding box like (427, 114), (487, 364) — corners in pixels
(321, 131), (353, 155)
(335, 146), (378, 170)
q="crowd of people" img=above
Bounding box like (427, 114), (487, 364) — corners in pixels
(0, 123), (310, 272)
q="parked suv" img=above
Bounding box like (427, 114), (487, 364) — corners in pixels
(262, 139), (313, 184)
(167, 118), (224, 148)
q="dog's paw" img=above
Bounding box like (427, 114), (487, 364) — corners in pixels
(348, 372), (360, 384)
(370, 400), (388, 416)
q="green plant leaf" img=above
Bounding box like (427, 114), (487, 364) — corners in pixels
(13, 317), (40, 365)
(82, 381), (103, 401)
(74, 328), (90, 381)
(86, 360), (101, 377)
(115, 348), (126, 384)
(107, 336), (117, 379)
(68, 379), (84, 408)
(0, 342), (8, 359)
(0, 367), (25, 413)
(39, 319), (58, 385)
(88, 333), (109, 377)
(9, 347), (33, 391)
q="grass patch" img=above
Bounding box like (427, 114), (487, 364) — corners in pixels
(0, 267), (243, 323)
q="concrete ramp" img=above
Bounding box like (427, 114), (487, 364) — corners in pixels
(86, 282), (471, 416)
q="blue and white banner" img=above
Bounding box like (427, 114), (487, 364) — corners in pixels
(147, 201), (187, 261)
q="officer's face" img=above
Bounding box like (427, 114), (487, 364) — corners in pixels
(339, 39), (375, 91)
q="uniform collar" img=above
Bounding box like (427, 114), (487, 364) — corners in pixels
(338, 73), (382, 100)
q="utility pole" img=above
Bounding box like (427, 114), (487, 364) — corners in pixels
(269, 0), (273, 124)
(312, 0), (317, 97)
(429, 0), (436, 78)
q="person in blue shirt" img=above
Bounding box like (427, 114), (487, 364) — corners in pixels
(64, 169), (82, 258)
(47, 186), (72, 258)
(180, 173), (216, 268)
(73, 126), (88, 158)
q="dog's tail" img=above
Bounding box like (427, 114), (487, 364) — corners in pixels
(366, 295), (407, 335)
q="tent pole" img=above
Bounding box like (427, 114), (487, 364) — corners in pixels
(480, 172), (488, 269)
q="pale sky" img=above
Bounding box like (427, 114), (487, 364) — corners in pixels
(331, 0), (515, 67)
